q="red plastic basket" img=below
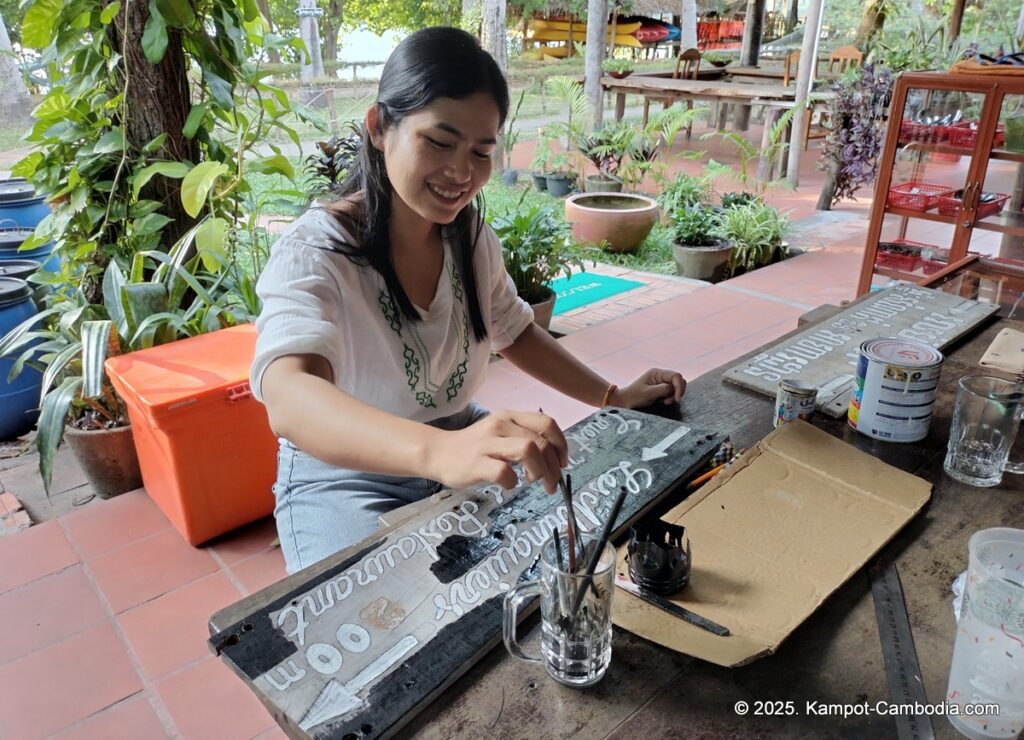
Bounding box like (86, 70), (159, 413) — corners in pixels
(886, 182), (955, 212)
(946, 121), (1005, 148)
(935, 192), (1009, 218)
(918, 246), (951, 275)
(876, 239), (928, 272)
(899, 120), (947, 145)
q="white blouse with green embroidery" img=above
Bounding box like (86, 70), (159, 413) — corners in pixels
(251, 207), (535, 422)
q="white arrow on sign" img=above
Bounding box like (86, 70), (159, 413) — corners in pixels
(640, 424), (692, 461)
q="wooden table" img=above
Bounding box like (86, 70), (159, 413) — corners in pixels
(601, 74), (797, 123)
(211, 310), (1022, 738)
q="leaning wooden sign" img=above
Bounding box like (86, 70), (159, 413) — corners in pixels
(208, 409), (720, 739)
(724, 283), (998, 417)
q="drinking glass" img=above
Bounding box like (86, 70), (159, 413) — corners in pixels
(944, 375), (1024, 488)
(502, 532), (615, 687)
(946, 528), (1024, 739)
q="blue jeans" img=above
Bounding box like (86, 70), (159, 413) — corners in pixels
(273, 402), (489, 573)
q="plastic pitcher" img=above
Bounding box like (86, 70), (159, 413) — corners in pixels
(946, 528), (1024, 739)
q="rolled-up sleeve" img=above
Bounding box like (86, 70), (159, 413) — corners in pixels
(482, 225), (535, 351)
(251, 240), (345, 402)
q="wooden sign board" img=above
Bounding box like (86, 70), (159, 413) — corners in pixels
(209, 409), (720, 739)
(723, 284), (998, 418)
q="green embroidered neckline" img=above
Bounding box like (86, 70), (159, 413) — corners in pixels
(377, 246), (470, 409)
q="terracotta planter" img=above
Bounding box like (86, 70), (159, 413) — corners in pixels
(608, 70), (633, 79)
(530, 287), (556, 332)
(672, 241), (734, 281)
(64, 423), (143, 499)
(564, 193), (659, 253)
(585, 175), (623, 193)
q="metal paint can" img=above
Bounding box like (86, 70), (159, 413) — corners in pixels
(774, 379), (817, 428)
(848, 338), (944, 443)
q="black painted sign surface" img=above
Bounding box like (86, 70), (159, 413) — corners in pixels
(209, 408), (719, 739)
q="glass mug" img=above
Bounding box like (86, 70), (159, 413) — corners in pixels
(944, 375), (1024, 488)
(946, 528), (1024, 739)
(502, 532), (616, 687)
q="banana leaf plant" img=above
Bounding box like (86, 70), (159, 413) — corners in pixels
(0, 219), (259, 494)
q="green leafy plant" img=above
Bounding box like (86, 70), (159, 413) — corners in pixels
(602, 57), (633, 74)
(488, 199), (585, 305)
(714, 201), (790, 274)
(624, 105), (708, 192)
(306, 123), (363, 197)
(0, 224), (261, 494)
(544, 75), (592, 171)
(530, 128), (553, 174)
(658, 173), (711, 214)
(670, 205), (722, 247)
(721, 191), (758, 208)
(502, 88), (528, 172)
(702, 51), (733, 66)
(577, 121), (635, 181)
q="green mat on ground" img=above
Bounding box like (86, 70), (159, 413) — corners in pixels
(548, 272), (646, 315)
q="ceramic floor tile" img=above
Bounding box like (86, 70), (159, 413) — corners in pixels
(588, 349), (670, 386)
(253, 726), (289, 740)
(50, 695), (169, 740)
(556, 323), (638, 359)
(89, 528), (219, 613)
(156, 657), (274, 740)
(118, 572), (244, 681)
(62, 489), (172, 560)
(0, 565), (107, 664)
(0, 519), (78, 594)
(205, 516), (278, 566)
(0, 622), (143, 739)
(230, 547), (287, 597)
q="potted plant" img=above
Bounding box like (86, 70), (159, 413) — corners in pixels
(501, 89), (527, 186)
(720, 191), (758, 209)
(603, 57), (634, 79)
(715, 201), (790, 276)
(530, 129), (552, 191)
(670, 205), (732, 280)
(488, 201), (585, 331)
(0, 225), (261, 497)
(657, 172), (711, 222)
(577, 121), (634, 192)
(703, 51), (733, 68)
(546, 149), (577, 197)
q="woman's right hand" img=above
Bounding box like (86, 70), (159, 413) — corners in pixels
(428, 410), (569, 494)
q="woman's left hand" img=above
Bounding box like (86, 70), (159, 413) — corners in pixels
(613, 368), (687, 409)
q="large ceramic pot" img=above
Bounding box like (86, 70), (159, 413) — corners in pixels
(530, 287), (556, 332)
(64, 423), (143, 499)
(672, 240), (734, 281)
(585, 175), (623, 193)
(564, 193), (659, 253)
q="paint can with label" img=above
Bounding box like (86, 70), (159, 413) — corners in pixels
(774, 379), (817, 428)
(848, 338), (944, 443)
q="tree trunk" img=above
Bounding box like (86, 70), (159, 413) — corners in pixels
(107, 0), (198, 258)
(480, 0), (507, 74)
(323, 0), (343, 66)
(681, 0), (698, 49)
(585, 0), (608, 130)
(0, 10), (32, 129)
(734, 0), (766, 131)
(785, 0), (798, 33)
(255, 0), (280, 63)
(855, 0), (887, 48)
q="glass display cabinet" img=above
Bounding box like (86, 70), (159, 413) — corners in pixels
(858, 71), (1024, 315)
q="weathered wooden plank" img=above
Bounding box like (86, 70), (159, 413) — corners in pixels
(601, 75), (798, 100)
(209, 408), (720, 739)
(723, 283), (999, 418)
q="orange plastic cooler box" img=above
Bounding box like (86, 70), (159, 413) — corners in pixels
(105, 324), (277, 545)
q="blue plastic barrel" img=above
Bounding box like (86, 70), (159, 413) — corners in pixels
(0, 179), (49, 228)
(0, 259), (44, 308)
(0, 277), (43, 440)
(0, 226), (58, 273)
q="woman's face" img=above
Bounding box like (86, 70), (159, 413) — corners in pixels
(368, 92), (500, 227)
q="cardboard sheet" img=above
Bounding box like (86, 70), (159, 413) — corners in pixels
(612, 421), (932, 667)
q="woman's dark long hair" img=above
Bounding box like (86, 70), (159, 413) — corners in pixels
(328, 27), (509, 342)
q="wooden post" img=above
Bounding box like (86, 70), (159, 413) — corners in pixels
(585, 0), (609, 130)
(949, 0), (966, 42)
(681, 0), (698, 49)
(785, 0), (824, 187)
(733, 0), (767, 131)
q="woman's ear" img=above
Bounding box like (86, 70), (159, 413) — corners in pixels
(365, 105), (385, 151)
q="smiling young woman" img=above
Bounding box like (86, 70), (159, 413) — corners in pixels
(252, 27), (687, 574)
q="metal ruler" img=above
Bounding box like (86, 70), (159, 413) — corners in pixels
(869, 560), (935, 740)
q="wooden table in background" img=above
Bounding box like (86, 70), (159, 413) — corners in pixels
(211, 309), (1022, 738)
(600, 74), (797, 123)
